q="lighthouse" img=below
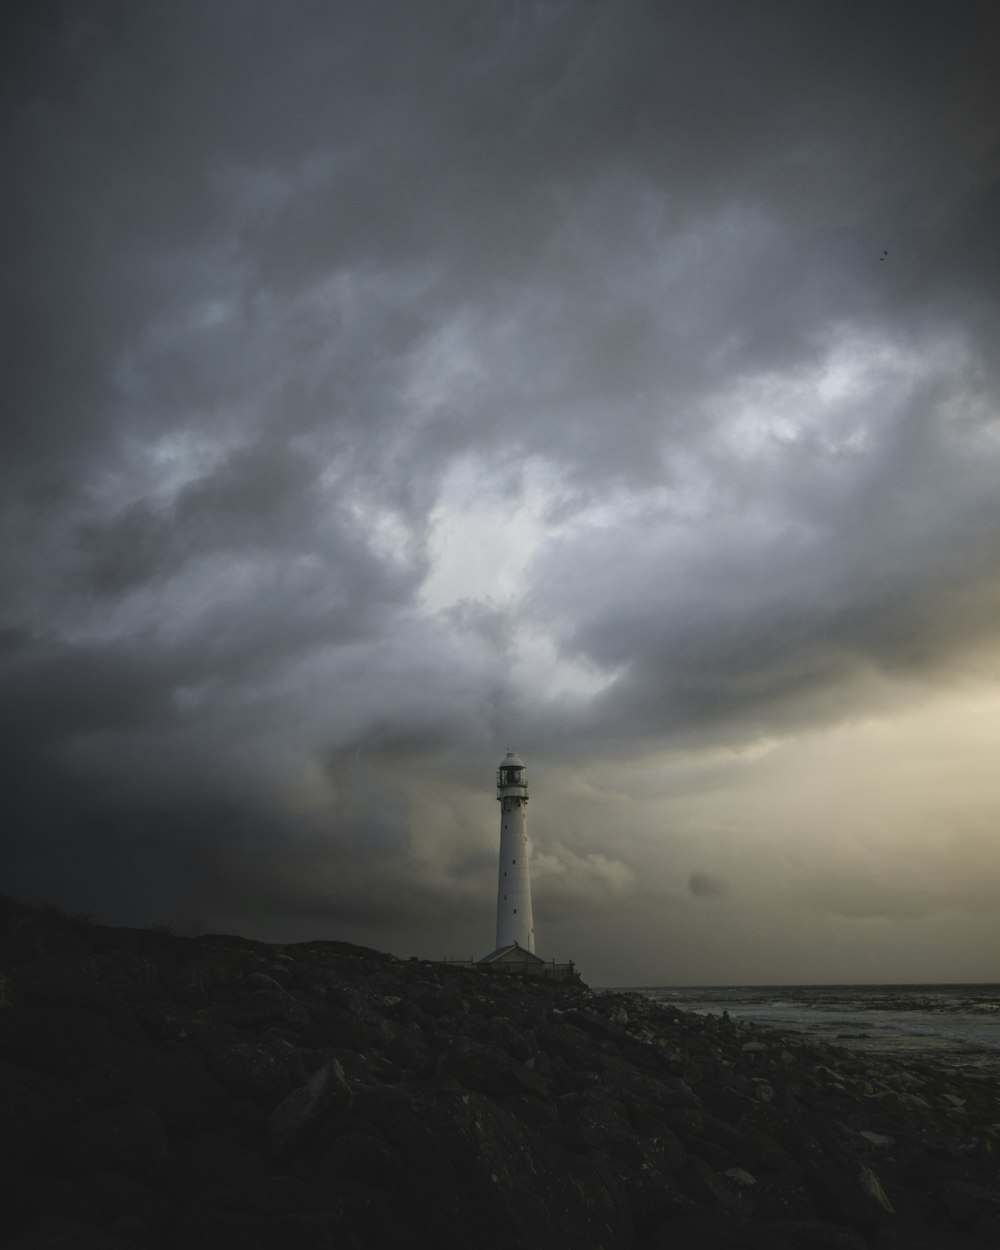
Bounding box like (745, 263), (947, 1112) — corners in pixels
(477, 749), (577, 979)
(494, 749), (534, 953)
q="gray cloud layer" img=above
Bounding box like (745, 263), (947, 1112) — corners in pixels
(3, 1), (1000, 981)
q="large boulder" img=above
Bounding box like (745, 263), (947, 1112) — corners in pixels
(436, 1034), (549, 1098)
(215, 989), (308, 1031)
(267, 1059), (352, 1161)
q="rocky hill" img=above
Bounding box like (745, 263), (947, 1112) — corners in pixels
(2, 895), (1000, 1249)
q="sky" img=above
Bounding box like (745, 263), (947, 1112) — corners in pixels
(3, 1), (1000, 986)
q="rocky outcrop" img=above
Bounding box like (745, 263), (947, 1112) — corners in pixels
(2, 895), (1000, 1248)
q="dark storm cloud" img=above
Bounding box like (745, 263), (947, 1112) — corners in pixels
(0, 631), (172, 747)
(2, 1), (1000, 967)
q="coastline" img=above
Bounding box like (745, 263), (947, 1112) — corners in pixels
(629, 983), (1000, 1082)
(3, 897), (1000, 1248)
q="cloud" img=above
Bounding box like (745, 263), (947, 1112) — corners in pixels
(2, 1), (1000, 981)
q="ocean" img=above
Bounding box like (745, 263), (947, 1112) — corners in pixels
(629, 984), (1000, 1080)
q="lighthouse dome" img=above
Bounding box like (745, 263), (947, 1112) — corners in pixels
(500, 750), (525, 768)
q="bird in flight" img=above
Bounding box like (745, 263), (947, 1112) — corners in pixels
(879, 249), (888, 261)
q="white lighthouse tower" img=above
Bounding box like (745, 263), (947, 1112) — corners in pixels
(494, 749), (535, 953)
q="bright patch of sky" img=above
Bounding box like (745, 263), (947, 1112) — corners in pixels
(420, 454), (565, 611)
(509, 624), (622, 702)
(420, 454), (626, 700)
(717, 328), (938, 461)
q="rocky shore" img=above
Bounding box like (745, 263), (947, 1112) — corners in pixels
(3, 897), (1000, 1249)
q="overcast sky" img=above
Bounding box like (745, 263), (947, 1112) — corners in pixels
(4, 1), (1000, 985)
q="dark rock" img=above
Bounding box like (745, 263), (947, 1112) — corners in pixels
(678, 1157), (748, 1219)
(2, 906), (95, 963)
(0, 1070), (50, 1170)
(64, 1102), (170, 1178)
(171, 1208), (356, 1250)
(6, 1214), (130, 1250)
(119, 1044), (227, 1130)
(97, 951), (168, 1007)
(569, 1007), (627, 1047)
(102, 1003), (152, 1048)
(97, 937), (177, 977)
(167, 1131), (266, 1194)
(344, 1005), (400, 1054)
(656, 1103), (705, 1136)
(537, 1020), (601, 1070)
(5, 899), (1000, 1250)
(873, 1215), (996, 1249)
(217, 989), (306, 1030)
(740, 1126), (800, 1176)
(763, 1220), (868, 1249)
(701, 1109), (751, 1154)
(488, 1014), (536, 1062)
(695, 1077), (757, 1123)
(403, 980), (461, 1019)
(436, 1034), (548, 1097)
(649, 1210), (782, 1249)
(77, 1169), (177, 1237)
(268, 1058), (352, 1161)
(499, 1091), (561, 1129)
(132, 1001), (200, 1045)
(318, 1128), (403, 1191)
(245, 971), (287, 993)
(686, 1134), (741, 1170)
(163, 967), (210, 1006)
(384, 1021), (434, 1077)
(0, 1007), (114, 1077)
(210, 1039), (293, 1100)
(49, 1063), (130, 1125)
(804, 1156), (893, 1233)
(617, 1130), (688, 1232)
(752, 1173), (817, 1220)
(354, 1083), (632, 1248)
(298, 1004), (354, 1049)
(209, 1174), (324, 1213)
(574, 1094), (644, 1165)
(940, 1179), (1000, 1240)
(308, 1175), (410, 1246)
(9, 956), (114, 1010)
